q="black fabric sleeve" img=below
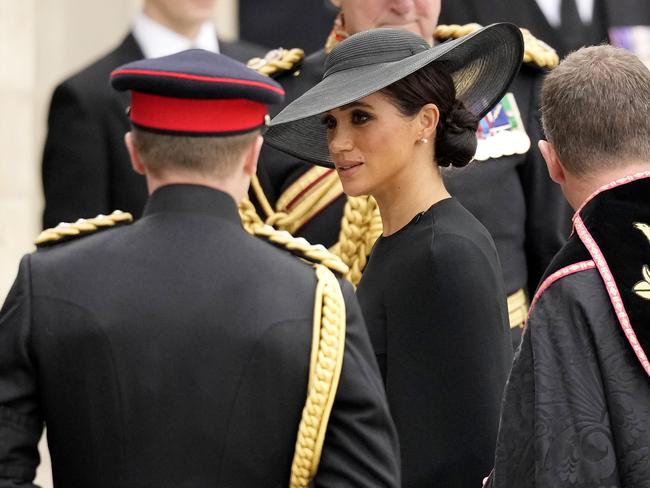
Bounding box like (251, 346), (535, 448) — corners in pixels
(0, 257), (43, 487)
(389, 233), (512, 487)
(517, 73), (572, 293)
(314, 281), (401, 488)
(42, 81), (110, 229)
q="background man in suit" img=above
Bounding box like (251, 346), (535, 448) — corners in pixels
(440, 0), (650, 58)
(41, 0), (263, 229)
(1, 49), (400, 487)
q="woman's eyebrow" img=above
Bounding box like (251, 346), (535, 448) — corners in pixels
(337, 101), (373, 111)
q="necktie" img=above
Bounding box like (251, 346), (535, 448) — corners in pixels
(560, 0), (587, 52)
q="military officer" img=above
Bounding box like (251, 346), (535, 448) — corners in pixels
(0, 50), (400, 487)
(251, 0), (571, 347)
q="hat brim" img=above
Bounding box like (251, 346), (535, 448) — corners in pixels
(265, 23), (523, 168)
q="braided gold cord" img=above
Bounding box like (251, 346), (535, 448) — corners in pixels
(34, 210), (133, 246)
(435, 23), (559, 69)
(252, 224), (349, 275)
(335, 195), (383, 286)
(289, 263), (346, 488)
(238, 198), (266, 234)
(247, 48), (305, 77)
(268, 172), (343, 234)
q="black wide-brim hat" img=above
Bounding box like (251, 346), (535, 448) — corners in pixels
(265, 23), (524, 167)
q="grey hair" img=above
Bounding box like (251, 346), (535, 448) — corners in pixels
(541, 44), (650, 175)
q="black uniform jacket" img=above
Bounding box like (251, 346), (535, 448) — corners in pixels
(260, 47), (569, 296)
(0, 184), (400, 487)
(41, 34), (263, 229)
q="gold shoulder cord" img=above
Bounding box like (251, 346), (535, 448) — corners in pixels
(240, 212), (348, 487)
(290, 263), (346, 487)
(334, 195), (383, 286)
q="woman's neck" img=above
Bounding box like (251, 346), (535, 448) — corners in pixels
(373, 160), (451, 236)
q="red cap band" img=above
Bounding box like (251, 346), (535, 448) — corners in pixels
(130, 92), (268, 134)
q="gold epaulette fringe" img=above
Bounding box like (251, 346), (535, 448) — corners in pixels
(247, 48), (305, 78)
(435, 23), (559, 69)
(35, 210), (133, 247)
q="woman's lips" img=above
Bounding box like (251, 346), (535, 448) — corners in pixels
(336, 161), (363, 170)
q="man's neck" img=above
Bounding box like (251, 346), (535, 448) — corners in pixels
(569, 161), (650, 210)
(147, 174), (242, 204)
(143, 4), (202, 39)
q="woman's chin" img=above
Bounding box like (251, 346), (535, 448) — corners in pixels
(341, 185), (367, 198)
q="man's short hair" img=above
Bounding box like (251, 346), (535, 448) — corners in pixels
(541, 45), (650, 175)
(131, 129), (258, 178)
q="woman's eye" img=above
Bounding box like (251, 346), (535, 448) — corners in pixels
(351, 110), (371, 125)
(321, 114), (337, 129)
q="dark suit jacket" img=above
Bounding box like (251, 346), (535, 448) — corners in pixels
(0, 184), (400, 487)
(41, 33), (264, 229)
(439, 0), (650, 57)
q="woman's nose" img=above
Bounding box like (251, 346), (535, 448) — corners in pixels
(329, 129), (354, 153)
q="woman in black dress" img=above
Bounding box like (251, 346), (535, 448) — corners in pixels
(266, 24), (523, 487)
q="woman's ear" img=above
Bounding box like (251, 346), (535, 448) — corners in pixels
(417, 103), (439, 141)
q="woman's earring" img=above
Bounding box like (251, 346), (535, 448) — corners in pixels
(419, 138), (429, 144)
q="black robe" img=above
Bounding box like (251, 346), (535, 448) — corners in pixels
(489, 173), (650, 487)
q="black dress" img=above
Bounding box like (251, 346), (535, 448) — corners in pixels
(357, 197), (513, 487)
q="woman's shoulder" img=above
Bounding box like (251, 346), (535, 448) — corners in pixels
(428, 199), (499, 263)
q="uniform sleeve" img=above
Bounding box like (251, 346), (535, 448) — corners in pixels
(42, 81), (110, 229)
(517, 73), (572, 293)
(0, 257), (43, 487)
(492, 273), (622, 487)
(314, 281), (401, 488)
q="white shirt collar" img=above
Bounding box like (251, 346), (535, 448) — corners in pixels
(132, 11), (219, 59)
(535, 0), (594, 28)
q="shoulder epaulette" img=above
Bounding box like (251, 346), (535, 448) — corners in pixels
(252, 224), (349, 275)
(519, 28), (559, 69)
(247, 48), (305, 78)
(35, 210), (133, 247)
(435, 23), (559, 69)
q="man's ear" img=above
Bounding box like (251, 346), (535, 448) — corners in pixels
(242, 134), (263, 177)
(417, 103), (440, 143)
(125, 132), (146, 175)
(538, 140), (566, 185)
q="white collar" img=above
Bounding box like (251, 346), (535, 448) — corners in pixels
(132, 11), (219, 59)
(534, 0), (594, 28)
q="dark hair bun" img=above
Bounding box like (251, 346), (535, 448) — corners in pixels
(435, 100), (479, 168)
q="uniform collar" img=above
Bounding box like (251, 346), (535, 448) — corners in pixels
(132, 11), (219, 59)
(143, 184), (241, 224)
